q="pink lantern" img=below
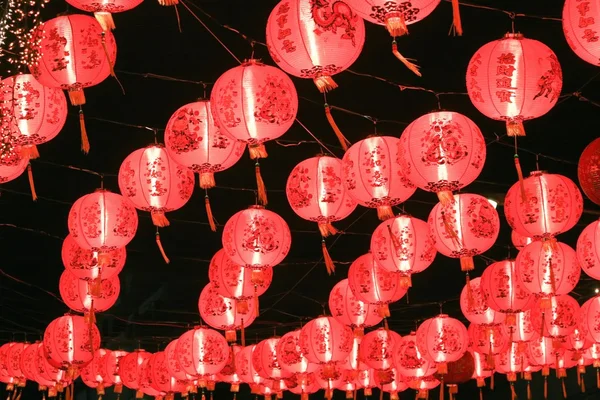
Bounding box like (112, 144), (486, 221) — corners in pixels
(276, 330), (316, 375)
(469, 349), (492, 386)
(370, 214), (436, 287)
(416, 314), (469, 374)
(460, 277), (505, 326)
(65, 0), (143, 30)
(164, 340), (190, 381)
(176, 327), (229, 378)
(428, 193), (500, 271)
(100, 350), (128, 394)
(578, 295), (600, 344)
(35, 343), (71, 388)
(397, 111), (486, 205)
(466, 33), (562, 136)
(577, 219), (600, 280)
(468, 324), (509, 363)
(61, 234), (126, 283)
(393, 332), (437, 379)
(266, 0), (365, 92)
(59, 270), (120, 318)
(347, 252), (408, 318)
(0, 343), (15, 386)
(328, 278), (383, 336)
(511, 230), (533, 250)
(300, 316), (353, 368)
(80, 349), (112, 394)
(222, 205), (291, 269)
(563, 0), (600, 66)
(120, 350), (153, 396)
(43, 315), (101, 371)
(561, 327), (587, 354)
(578, 138), (600, 206)
(342, 136), (416, 220)
(235, 345), (262, 386)
(407, 374), (440, 399)
(530, 295), (580, 339)
(252, 338), (292, 381)
(359, 328), (401, 371)
(0, 74), (67, 159)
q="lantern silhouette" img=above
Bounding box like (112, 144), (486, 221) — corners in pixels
(81, 349), (112, 394)
(176, 327), (229, 378)
(59, 270), (120, 319)
(460, 277), (505, 325)
(359, 328), (401, 371)
(235, 345), (262, 386)
(252, 338), (292, 380)
(300, 316), (353, 370)
(466, 33), (562, 136)
(397, 111), (486, 205)
(3, 342), (26, 386)
(504, 171), (583, 240)
(347, 252), (408, 318)
(266, 0), (365, 92)
(563, 0), (600, 66)
(370, 214), (436, 287)
(29, 15), (117, 106)
(43, 315), (101, 371)
(276, 330), (316, 375)
(511, 230), (533, 250)
(393, 332), (437, 379)
(65, 0), (144, 30)
(578, 295), (600, 344)
(530, 295), (580, 339)
(428, 193), (500, 271)
(61, 234), (126, 284)
(416, 314), (469, 374)
(578, 138), (600, 206)
(222, 205), (291, 269)
(100, 350), (128, 394)
(578, 219), (600, 280)
(342, 136), (416, 220)
(328, 278), (383, 336)
(468, 324), (509, 366)
(120, 350), (153, 397)
(0, 74), (67, 159)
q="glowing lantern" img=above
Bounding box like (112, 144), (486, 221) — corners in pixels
(528, 335), (564, 393)
(61, 234), (126, 283)
(29, 15), (116, 107)
(0, 74), (67, 159)
(276, 330), (316, 375)
(146, 352), (188, 397)
(164, 340), (190, 381)
(372, 368), (408, 396)
(120, 350), (153, 396)
(370, 214), (436, 287)
(563, 0), (600, 66)
(428, 193), (500, 271)
(43, 315), (101, 371)
(313, 362), (345, 394)
(342, 136), (416, 220)
(416, 314), (469, 374)
(300, 316), (353, 368)
(407, 374), (440, 399)
(466, 33), (562, 136)
(347, 252), (408, 318)
(35, 343), (72, 387)
(3, 343), (26, 386)
(578, 138), (600, 206)
(468, 324), (509, 365)
(561, 327), (587, 356)
(359, 328), (401, 371)
(397, 111), (486, 204)
(577, 219), (600, 280)
(469, 349), (492, 386)
(494, 342), (529, 385)
(511, 230), (533, 250)
(340, 336), (366, 373)
(578, 295), (600, 344)
(217, 344), (242, 389)
(252, 338), (292, 380)
(328, 278), (383, 336)
(100, 350), (128, 394)
(530, 295), (580, 339)
(59, 270), (120, 319)
(81, 349), (112, 395)
(0, 133), (29, 184)
(509, 310), (537, 344)
(266, 0), (365, 92)
(19, 342), (39, 384)
(176, 327), (229, 378)
(460, 276), (505, 326)
(138, 358), (161, 397)
(65, 0), (143, 30)
(393, 332), (437, 379)
(235, 345), (262, 386)
(222, 205), (291, 269)
(287, 372), (320, 397)
(356, 369), (377, 395)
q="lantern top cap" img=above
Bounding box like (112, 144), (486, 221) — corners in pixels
(529, 170), (548, 177)
(242, 59), (264, 66)
(145, 143), (165, 149)
(93, 188), (110, 193)
(436, 314), (449, 318)
(503, 33), (524, 40)
(248, 205), (265, 210)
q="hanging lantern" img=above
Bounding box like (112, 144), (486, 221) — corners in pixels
(64, 0), (143, 30)
(61, 234), (126, 283)
(235, 345), (263, 387)
(80, 349), (112, 395)
(3, 342), (26, 386)
(0, 74), (67, 159)
(372, 367), (408, 397)
(578, 138), (600, 206)
(252, 338), (292, 381)
(466, 33), (562, 136)
(146, 352), (188, 397)
(43, 314), (101, 371)
(340, 336), (367, 373)
(359, 328), (401, 371)
(276, 330), (316, 375)
(137, 358), (162, 398)
(510, 309), (537, 344)
(527, 335), (564, 394)
(577, 219), (600, 280)
(35, 342), (72, 388)
(164, 340), (191, 381)
(0, 343), (15, 387)
(287, 372), (320, 397)
(347, 252), (408, 319)
(120, 350), (153, 397)
(563, 0), (600, 66)
(342, 136), (416, 220)
(19, 342), (40, 384)
(530, 295), (580, 339)
(300, 316), (353, 370)
(313, 362), (345, 394)
(397, 111), (486, 205)
(356, 368), (377, 395)
(59, 270), (120, 320)
(428, 193), (500, 271)
(0, 136), (29, 185)
(511, 230), (533, 250)
(416, 314), (469, 374)
(578, 295), (600, 344)
(494, 342), (529, 382)
(217, 344), (242, 389)
(328, 278), (383, 337)
(265, 0), (365, 92)
(407, 374), (440, 399)
(100, 350), (128, 394)
(393, 332), (437, 379)
(176, 326), (229, 378)
(468, 324), (509, 366)
(433, 351), (475, 391)
(370, 214), (436, 287)
(460, 277), (505, 325)
(469, 349), (492, 386)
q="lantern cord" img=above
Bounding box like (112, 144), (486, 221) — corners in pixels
(391, 41), (421, 77)
(156, 230), (171, 264)
(116, 70), (213, 85)
(174, 4), (182, 33)
(79, 107), (90, 154)
(294, 118), (337, 158)
(27, 163), (37, 202)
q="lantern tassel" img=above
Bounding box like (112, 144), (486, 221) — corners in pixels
(156, 231), (170, 264)
(90, 276), (102, 297)
(527, 381), (531, 400)
(136, 390), (144, 399)
(548, 257), (557, 294)
(27, 163), (38, 201)
(85, 305), (96, 325)
(100, 32), (116, 77)
(438, 362), (448, 375)
(450, 0), (463, 36)
(562, 378), (567, 398)
(437, 191), (455, 206)
(68, 88), (86, 106)
(391, 41), (422, 77)
(94, 12), (115, 31)
(15, 390), (21, 400)
(318, 222), (338, 237)
(479, 388), (483, 400)
(385, 13), (407, 36)
(151, 210), (170, 227)
(460, 256), (474, 271)
(313, 75), (338, 93)
(514, 154), (527, 202)
(241, 318), (246, 347)
(377, 205), (394, 221)
(398, 274), (412, 288)
(255, 162), (268, 206)
(205, 195), (217, 232)
(439, 380), (444, 400)
(383, 317), (389, 331)
(507, 119), (525, 137)
(79, 109), (90, 154)
(491, 373), (494, 390)
(441, 211), (462, 249)
(20, 145), (39, 159)
(322, 240), (335, 275)
(254, 286), (259, 316)
(248, 144), (268, 159)
(544, 377), (548, 400)
(200, 172), (216, 189)
(378, 304), (391, 318)
(324, 104), (350, 151)
(510, 384), (517, 400)
(581, 376), (585, 392)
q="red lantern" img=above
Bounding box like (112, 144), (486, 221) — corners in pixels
(300, 316), (353, 366)
(0, 74), (67, 159)
(577, 219), (600, 280)
(407, 374), (440, 399)
(510, 310), (537, 344)
(235, 345), (263, 386)
(252, 338), (292, 381)
(61, 234), (126, 282)
(59, 270), (120, 318)
(35, 342), (72, 387)
(65, 0), (143, 30)
(494, 342), (529, 379)
(287, 372), (320, 396)
(511, 230), (533, 250)
(0, 135), (28, 184)
(29, 15), (117, 106)
(3, 342), (26, 386)
(561, 327), (587, 354)
(276, 330), (316, 375)
(468, 324), (509, 363)
(359, 328), (401, 371)
(266, 0), (365, 92)
(328, 278), (383, 336)
(370, 214), (436, 286)
(578, 138), (600, 206)
(563, 0), (600, 66)
(347, 252), (408, 318)
(530, 295), (580, 339)
(146, 352), (188, 397)
(81, 349), (112, 394)
(372, 367), (408, 395)
(416, 314), (469, 374)
(120, 350), (152, 396)
(313, 362), (345, 392)
(466, 33), (562, 136)
(0, 344), (15, 386)
(176, 327), (229, 378)
(164, 340), (191, 381)
(138, 358), (161, 397)
(217, 344), (242, 388)
(578, 295), (600, 344)
(43, 315), (101, 371)
(528, 336), (564, 377)
(397, 111), (486, 204)
(428, 193), (500, 271)
(100, 350), (128, 393)
(356, 369), (377, 394)
(469, 349), (492, 384)
(393, 332), (437, 379)
(460, 277), (505, 326)
(222, 205), (291, 269)
(342, 136), (416, 220)
(19, 342), (39, 384)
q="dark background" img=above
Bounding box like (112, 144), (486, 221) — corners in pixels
(1, 0), (600, 398)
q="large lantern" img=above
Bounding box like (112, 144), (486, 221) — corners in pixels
(578, 295), (600, 344)
(393, 332), (437, 379)
(0, 74), (67, 159)
(80, 349), (112, 394)
(43, 315), (101, 371)
(300, 316), (353, 370)
(563, 0), (600, 66)
(578, 138), (600, 206)
(466, 33), (562, 136)
(120, 350), (152, 396)
(359, 328), (401, 371)
(164, 340), (190, 381)
(530, 295), (580, 339)
(61, 234), (126, 282)
(416, 314), (469, 374)
(252, 338), (292, 381)
(235, 345), (262, 386)
(328, 278), (383, 336)
(59, 270), (120, 318)
(460, 277), (505, 326)
(342, 136), (416, 220)
(100, 350), (128, 394)
(176, 327), (229, 378)
(510, 310), (537, 344)
(3, 342), (26, 386)
(468, 324), (509, 364)
(511, 230), (533, 250)
(0, 143), (28, 185)
(276, 330), (316, 375)
(146, 352), (188, 396)
(577, 219), (600, 280)
(19, 342), (40, 384)
(35, 342), (72, 388)
(265, 0), (365, 92)
(397, 111), (486, 204)
(65, 0), (143, 30)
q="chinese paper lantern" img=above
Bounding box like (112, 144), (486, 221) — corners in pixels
(578, 138), (600, 206)
(561, 327), (587, 356)
(59, 270), (120, 320)
(528, 335), (564, 395)
(433, 351), (475, 395)
(0, 343), (15, 387)
(469, 349), (492, 387)
(515, 240), (580, 306)
(43, 315), (101, 371)
(137, 358), (161, 397)
(176, 326), (229, 378)
(276, 330), (316, 375)
(466, 33), (562, 136)
(266, 0), (365, 92)
(252, 338), (292, 381)
(328, 278), (383, 336)
(428, 193), (500, 271)
(416, 314), (469, 374)
(340, 336), (366, 373)
(347, 252), (408, 319)
(504, 171), (583, 241)
(0, 136), (29, 185)
(300, 316), (353, 369)
(100, 350), (128, 394)
(370, 214), (436, 287)
(356, 369), (377, 394)
(287, 372), (320, 397)
(373, 368), (408, 397)
(343, 136), (416, 220)
(468, 324), (509, 366)
(494, 342), (529, 386)
(577, 219), (600, 279)
(198, 283), (257, 343)
(407, 374), (440, 399)
(61, 234), (126, 282)
(235, 345), (262, 386)
(530, 295), (580, 339)
(217, 344), (242, 390)
(164, 340), (191, 381)
(0, 74), (67, 159)
(563, 0), (600, 66)
(397, 111), (486, 205)
(146, 352), (188, 397)
(510, 310), (537, 344)
(35, 342), (72, 388)
(3, 342), (26, 386)
(359, 328), (401, 371)
(222, 205), (291, 269)
(80, 349), (112, 395)
(511, 230), (533, 250)
(19, 342), (40, 384)
(460, 277), (505, 326)
(211, 60), (298, 205)
(393, 332), (437, 379)
(313, 362), (345, 394)
(120, 350), (152, 397)
(578, 295), (600, 344)
(65, 0), (143, 30)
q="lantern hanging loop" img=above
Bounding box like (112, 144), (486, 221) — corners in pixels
(250, 40), (255, 59)
(508, 12), (516, 33)
(202, 83), (207, 99)
(100, 174), (104, 189)
(535, 154), (540, 170)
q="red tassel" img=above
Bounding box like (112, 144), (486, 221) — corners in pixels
(527, 381), (531, 400)
(514, 154), (527, 202)
(437, 190), (455, 206)
(205, 195), (217, 232)
(156, 231), (170, 264)
(69, 88), (86, 106)
(510, 384), (517, 400)
(254, 286), (260, 317)
(200, 172), (216, 189)
(94, 12), (115, 30)
(20, 144), (39, 159)
(507, 119), (525, 137)
(151, 210), (170, 227)
(27, 163), (38, 201)
(544, 376), (548, 400)
(322, 240), (335, 275)
(79, 109), (90, 154)
(460, 256), (474, 271)
(324, 104), (350, 151)
(313, 75), (338, 93)
(466, 273), (475, 311)
(450, 0), (463, 36)
(241, 319), (246, 347)
(100, 32), (115, 77)
(377, 205), (394, 221)
(318, 222), (338, 237)
(255, 162), (268, 206)
(562, 378), (567, 398)
(158, 0), (179, 5)
(391, 41), (421, 76)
